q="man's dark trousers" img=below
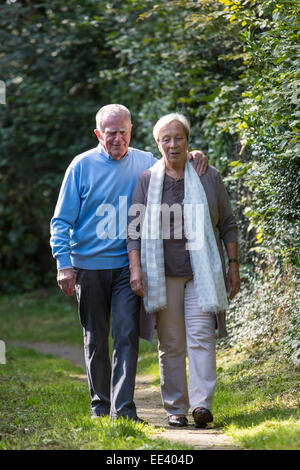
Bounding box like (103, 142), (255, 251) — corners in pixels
(75, 266), (140, 419)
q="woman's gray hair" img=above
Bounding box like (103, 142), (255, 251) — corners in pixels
(153, 113), (190, 143)
(96, 104), (131, 131)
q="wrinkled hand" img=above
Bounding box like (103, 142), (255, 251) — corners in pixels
(226, 264), (241, 300)
(188, 150), (208, 176)
(57, 268), (76, 296)
(130, 266), (146, 298)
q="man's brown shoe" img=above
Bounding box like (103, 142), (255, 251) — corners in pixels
(168, 415), (188, 427)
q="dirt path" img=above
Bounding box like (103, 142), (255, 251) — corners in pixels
(7, 340), (238, 450)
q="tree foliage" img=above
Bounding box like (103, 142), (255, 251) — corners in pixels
(0, 0), (120, 290)
(0, 0), (299, 302)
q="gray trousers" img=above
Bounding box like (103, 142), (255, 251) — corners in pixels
(75, 266), (140, 418)
(156, 277), (216, 416)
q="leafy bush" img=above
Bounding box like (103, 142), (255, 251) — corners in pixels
(0, 0), (120, 291)
(0, 0), (298, 365)
(224, 265), (300, 367)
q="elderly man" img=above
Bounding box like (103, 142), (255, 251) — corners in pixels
(50, 104), (208, 422)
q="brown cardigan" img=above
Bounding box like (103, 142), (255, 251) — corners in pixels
(127, 164), (238, 280)
(126, 164), (238, 341)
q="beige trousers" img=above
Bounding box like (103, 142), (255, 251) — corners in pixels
(156, 277), (216, 416)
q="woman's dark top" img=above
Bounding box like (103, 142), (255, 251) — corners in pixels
(127, 165), (238, 279)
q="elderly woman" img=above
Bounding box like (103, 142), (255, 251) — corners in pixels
(127, 113), (240, 428)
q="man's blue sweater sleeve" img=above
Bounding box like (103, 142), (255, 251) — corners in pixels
(50, 164), (81, 270)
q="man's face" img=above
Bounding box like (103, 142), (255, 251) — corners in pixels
(98, 112), (132, 160)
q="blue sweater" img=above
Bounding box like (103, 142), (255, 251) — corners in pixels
(50, 144), (157, 270)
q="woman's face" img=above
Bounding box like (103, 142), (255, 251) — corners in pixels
(157, 120), (189, 166)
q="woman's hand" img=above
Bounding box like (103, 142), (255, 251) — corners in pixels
(130, 266), (146, 298)
(226, 263), (241, 300)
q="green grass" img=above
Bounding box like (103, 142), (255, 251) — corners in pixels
(0, 288), (299, 450)
(212, 348), (300, 450)
(0, 346), (189, 450)
(0, 288), (81, 344)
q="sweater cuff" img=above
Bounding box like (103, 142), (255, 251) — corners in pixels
(222, 233), (238, 245)
(126, 240), (141, 253)
(56, 255), (73, 270)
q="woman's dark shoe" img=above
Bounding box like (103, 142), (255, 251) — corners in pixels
(192, 407), (213, 429)
(168, 415), (188, 427)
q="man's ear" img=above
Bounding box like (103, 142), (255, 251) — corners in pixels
(94, 129), (101, 141)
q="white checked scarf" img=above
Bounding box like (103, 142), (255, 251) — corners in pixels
(140, 157), (229, 314)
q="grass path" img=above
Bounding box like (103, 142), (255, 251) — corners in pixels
(2, 290), (299, 450)
(7, 340), (238, 450)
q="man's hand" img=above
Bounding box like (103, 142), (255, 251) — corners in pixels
(225, 264), (241, 300)
(130, 266), (146, 298)
(188, 150), (208, 176)
(57, 268), (76, 296)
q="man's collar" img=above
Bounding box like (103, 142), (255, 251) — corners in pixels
(97, 143), (129, 160)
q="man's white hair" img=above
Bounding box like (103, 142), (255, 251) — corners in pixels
(153, 113), (190, 143)
(96, 104), (131, 131)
